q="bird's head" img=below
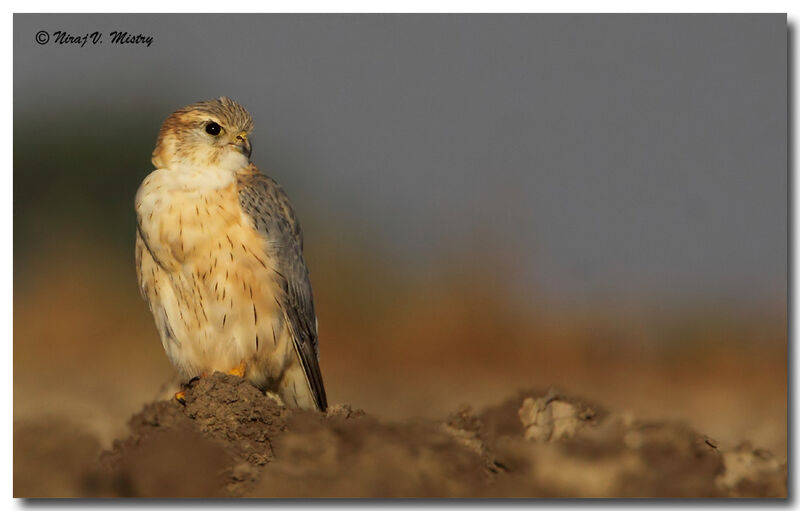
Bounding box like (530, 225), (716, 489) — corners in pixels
(152, 97), (254, 171)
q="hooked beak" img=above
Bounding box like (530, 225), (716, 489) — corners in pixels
(232, 131), (252, 158)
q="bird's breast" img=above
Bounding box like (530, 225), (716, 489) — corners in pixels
(135, 168), (265, 270)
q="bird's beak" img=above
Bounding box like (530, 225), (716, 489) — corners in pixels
(233, 131), (252, 158)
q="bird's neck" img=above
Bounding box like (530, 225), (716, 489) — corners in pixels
(162, 153), (250, 192)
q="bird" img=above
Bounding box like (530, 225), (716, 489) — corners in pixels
(134, 97), (327, 411)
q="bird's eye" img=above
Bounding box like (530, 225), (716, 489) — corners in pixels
(205, 122), (222, 136)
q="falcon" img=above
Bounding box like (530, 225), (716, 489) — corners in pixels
(135, 97), (327, 411)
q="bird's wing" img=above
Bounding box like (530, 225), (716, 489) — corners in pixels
(237, 164), (327, 411)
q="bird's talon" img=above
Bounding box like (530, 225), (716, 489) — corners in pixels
(227, 362), (246, 378)
(175, 390), (186, 404)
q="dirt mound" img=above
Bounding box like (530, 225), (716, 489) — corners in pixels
(14, 373), (786, 498)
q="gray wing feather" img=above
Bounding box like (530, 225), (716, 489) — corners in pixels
(238, 168), (327, 411)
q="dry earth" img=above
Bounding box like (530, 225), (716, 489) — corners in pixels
(14, 372), (786, 498)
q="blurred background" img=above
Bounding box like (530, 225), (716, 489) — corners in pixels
(14, 14), (786, 455)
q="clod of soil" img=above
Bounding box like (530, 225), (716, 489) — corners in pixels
(14, 373), (787, 498)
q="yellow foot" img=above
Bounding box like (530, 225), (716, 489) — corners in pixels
(175, 390), (186, 404)
(227, 362), (246, 378)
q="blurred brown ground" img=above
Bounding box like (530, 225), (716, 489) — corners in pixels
(13, 233), (786, 459)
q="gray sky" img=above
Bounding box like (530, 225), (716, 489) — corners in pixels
(14, 14), (787, 306)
